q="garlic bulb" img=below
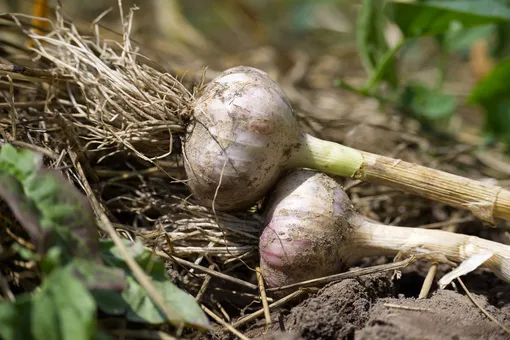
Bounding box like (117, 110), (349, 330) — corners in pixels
(184, 66), (300, 210)
(184, 66), (510, 223)
(259, 170), (510, 288)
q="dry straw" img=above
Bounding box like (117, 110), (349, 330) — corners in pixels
(0, 3), (262, 314)
(2, 4), (195, 162)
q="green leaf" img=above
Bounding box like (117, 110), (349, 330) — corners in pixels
(0, 144), (99, 263)
(99, 240), (209, 329)
(121, 275), (209, 327)
(467, 60), (510, 144)
(90, 289), (128, 316)
(0, 144), (41, 181)
(441, 24), (495, 53)
(363, 39), (405, 91)
(357, 0), (395, 78)
(493, 21), (510, 58)
(25, 168), (99, 259)
(32, 267), (97, 340)
(99, 239), (166, 280)
(479, 98), (510, 144)
(0, 295), (33, 340)
(65, 257), (128, 318)
(69, 259), (126, 292)
(357, 0), (399, 89)
(384, 0), (510, 38)
(0, 267), (97, 340)
(0, 173), (44, 246)
(468, 58), (510, 104)
(11, 243), (38, 261)
(399, 82), (456, 121)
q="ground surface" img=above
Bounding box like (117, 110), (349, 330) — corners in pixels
(239, 267), (510, 340)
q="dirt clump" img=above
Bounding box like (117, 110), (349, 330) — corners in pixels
(357, 289), (509, 340)
(248, 270), (510, 340)
(284, 273), (394, 339)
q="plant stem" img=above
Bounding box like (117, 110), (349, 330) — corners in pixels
(291, 133), (510, 223)
(291, 133), (364, 178)
(363, 39), (406, 91)
(437, 52), (448, 90)
(345, 220), (510, 282)
(335, 79), (396, 105)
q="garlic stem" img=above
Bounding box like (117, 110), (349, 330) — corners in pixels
(290, 133), (363, 178)
(292, 133), (510, 223)
(343, 220), (510, 282)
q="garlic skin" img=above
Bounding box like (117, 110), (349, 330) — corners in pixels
(259, 170), (360, 288)
(184, 66), (301, 210)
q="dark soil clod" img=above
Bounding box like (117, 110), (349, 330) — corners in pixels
(285, 273), (394, 340)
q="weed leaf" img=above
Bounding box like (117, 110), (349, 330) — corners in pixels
(385, 0), (510, 38)
(99, 240), (210, 329)
(0, 144), (99, 262)
(399, 82), (456, 121)
(0, 267), (97, 340)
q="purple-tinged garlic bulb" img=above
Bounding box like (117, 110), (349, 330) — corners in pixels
(259, 170), (510, 288)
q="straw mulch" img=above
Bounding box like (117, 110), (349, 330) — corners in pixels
(0, 4), (263, 323)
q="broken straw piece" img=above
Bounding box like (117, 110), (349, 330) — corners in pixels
(438, 253), (494, 289)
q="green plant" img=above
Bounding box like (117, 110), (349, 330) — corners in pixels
(340, 0), (510, 145)
(0, 144), (209, 340)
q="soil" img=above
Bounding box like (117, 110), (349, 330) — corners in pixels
(357, 290), (509, 340)
(236, 261), (510, 340)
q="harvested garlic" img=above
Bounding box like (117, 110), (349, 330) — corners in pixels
(184, 66), (510, 223)
(259, 170), (510, 288)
